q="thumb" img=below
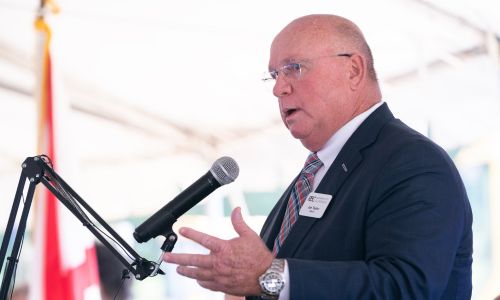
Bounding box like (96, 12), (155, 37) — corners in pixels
(231, 207), (255, 237)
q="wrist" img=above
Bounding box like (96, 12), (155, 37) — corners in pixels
(258, 259), (286, 299)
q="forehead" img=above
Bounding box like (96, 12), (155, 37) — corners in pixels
(269, 22), (333, 67)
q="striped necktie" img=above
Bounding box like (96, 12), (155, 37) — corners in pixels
(273, 152), (323, 256)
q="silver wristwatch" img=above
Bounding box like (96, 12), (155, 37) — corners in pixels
(258, 259), (285, 299)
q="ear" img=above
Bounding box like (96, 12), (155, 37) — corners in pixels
(348, 54), (366, 90)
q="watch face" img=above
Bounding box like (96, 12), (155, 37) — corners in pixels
(263, 272), (284, 294)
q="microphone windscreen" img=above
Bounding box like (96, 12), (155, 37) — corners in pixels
(210, 156), (239, 185)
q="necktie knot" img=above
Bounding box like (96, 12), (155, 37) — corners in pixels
(302, 152), (323, 175)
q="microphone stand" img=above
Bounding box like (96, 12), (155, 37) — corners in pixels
(0, 155), (167, 298)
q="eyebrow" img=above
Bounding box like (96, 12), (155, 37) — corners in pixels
(268, 58), (299, 71)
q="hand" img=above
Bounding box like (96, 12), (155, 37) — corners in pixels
(163, 207), (274, 296)
(224, 294), (245, 300)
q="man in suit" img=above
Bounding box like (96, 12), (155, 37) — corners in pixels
(164, 14), (473, 299)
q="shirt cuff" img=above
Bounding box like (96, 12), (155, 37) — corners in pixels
(277, 259), (290, 300)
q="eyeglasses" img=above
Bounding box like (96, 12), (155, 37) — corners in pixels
(262, 53), (352, 84)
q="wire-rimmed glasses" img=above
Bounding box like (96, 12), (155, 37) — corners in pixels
(262, 53), (352, 91)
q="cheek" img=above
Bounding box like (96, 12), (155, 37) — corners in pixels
(307, 82), (349, 126)
(318, 76), (350, 107)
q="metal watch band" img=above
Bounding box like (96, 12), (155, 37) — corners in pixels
(259, 259), (285, 299)
(268, 259), (285, 273)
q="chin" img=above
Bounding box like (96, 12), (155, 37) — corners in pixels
(290, 132), (314, 149)
(289, 129), (305, 140)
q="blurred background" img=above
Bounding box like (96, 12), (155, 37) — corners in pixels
(0, 0), (499, 299)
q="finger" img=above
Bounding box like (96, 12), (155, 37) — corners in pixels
(197, 280), (220, 292)
(231, 207), (255, 237)
(178, 227), (224, 252)
(198, 279), (243, 296)
(163, 252), (212, 268)
(177, 266), (215, 281)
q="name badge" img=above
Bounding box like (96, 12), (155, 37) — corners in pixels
(299, 192), (333, 218)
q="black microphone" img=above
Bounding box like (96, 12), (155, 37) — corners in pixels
(133, 156), (239, 243)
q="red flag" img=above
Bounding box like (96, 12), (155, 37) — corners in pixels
(30, 4), (101, 300)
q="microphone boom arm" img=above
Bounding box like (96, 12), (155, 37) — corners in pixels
(0, 156), (164, 298)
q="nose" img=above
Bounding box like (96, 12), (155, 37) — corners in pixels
(273, 75), (292, 98)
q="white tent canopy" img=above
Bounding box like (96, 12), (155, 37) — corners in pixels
(1, 0), (499, 218)
(1, 0), (500, 299)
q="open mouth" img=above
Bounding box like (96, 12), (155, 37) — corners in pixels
(284, 108), (298, 118)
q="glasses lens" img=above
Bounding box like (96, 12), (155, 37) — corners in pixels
(261, 75), (276, 92)
(283, 63), (301, 79)
(262, 70), (275, 81)
(261, 62), (302, 92)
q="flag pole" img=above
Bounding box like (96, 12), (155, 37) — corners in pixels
(32, 1), (102, 299)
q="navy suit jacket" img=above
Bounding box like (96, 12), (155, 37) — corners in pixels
(258, 103), (472, 299)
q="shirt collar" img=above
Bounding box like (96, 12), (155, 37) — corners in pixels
(316, 101), (384, 171)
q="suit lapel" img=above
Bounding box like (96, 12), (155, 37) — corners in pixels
(276, 103), (395, 258)
(277, 151), (363, 257)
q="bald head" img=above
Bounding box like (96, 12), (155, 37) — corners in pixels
(269, 14), (382, 151)
(273, 14), (377, 81)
